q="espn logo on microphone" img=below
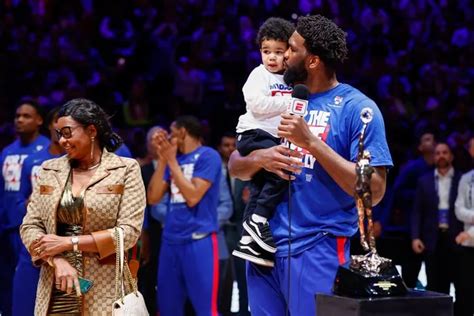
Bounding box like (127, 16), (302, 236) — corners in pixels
(289, 98), (308, 116)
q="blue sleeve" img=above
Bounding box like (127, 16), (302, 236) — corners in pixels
(16, 156), (33, 218)
(217, 172), (233, 227)
(348, 98), (393, 168)
(193, 149), (222, 184)
(114, 144), (133, 158)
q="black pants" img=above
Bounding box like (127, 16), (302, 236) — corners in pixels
(424, 231), (463, 315)
(137, 217), (162, 315)
(456, 246), (474, 316)
(237, 129), (287, 219)
(377, 232), (423, 288)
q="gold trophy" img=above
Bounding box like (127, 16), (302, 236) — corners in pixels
(333, 108), (407, 297)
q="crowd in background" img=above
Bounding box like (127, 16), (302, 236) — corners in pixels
(0, 0), (472, 169)
(0, 0), (474, 315)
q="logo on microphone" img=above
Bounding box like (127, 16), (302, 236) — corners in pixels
(289, 98), (308, 116)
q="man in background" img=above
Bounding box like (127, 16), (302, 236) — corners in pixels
(412, 142), (463, 314)
(0, 100), (49, 315)
(12, 107), (64, 315)
(379, 131), (436, 288)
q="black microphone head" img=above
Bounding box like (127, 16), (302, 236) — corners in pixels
(292, 84), (309, 100)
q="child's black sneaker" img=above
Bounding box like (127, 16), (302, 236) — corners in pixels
(243, 217), (277, 253)
(232, 240), (274, 267)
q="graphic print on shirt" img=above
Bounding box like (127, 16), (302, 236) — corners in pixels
(284, 109), (331, 170)
(3, 154), (28, 191)
(170, 163), (195, 204)
(30, 165), (42, 189)
(270, 83), (292, 97)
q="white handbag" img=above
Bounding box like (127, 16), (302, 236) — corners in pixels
(112, 227), (149, 316)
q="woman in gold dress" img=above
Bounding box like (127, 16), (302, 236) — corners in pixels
(20, 98), (146, 315)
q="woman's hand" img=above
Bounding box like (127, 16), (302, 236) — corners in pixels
(31, 234), (70, 259)
(53, 257), (81, 296)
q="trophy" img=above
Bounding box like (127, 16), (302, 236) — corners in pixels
(332, 107), (407, 297)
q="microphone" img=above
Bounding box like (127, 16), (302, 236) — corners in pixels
(285, 84), (309, 316)
(288, 84), (309, 116)
(286, 84), (309, 150)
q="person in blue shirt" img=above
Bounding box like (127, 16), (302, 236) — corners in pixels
(229, 15), (393, 316)
(147, 116), (222, 316)
(0, 100), (49, 316)
(114, 142), (133, 158)
(12, 107), (65, 316)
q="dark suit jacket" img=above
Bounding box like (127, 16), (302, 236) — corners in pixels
(411, 170), (463, 254)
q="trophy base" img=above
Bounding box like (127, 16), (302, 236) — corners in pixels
(317, 290), (453, 316)
(333, 265), (407, 297)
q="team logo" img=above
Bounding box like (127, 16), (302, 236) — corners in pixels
(360, 107), (374, 124)
(289, 98), (308, 116)
(327, 96), (344, 107)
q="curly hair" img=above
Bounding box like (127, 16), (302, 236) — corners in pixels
(296, 15), (348, 69)
(58, 98), (123, 152)
(256, 17), (295, 47)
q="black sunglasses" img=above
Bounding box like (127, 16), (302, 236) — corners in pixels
(55, 125), (82, 140)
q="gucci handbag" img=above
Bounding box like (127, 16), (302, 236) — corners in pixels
(112, 227), (149, 316)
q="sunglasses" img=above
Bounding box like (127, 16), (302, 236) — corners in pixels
(55, 125), (82, 140)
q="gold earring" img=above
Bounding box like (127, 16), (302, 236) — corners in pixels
(90, 137), (95, 160)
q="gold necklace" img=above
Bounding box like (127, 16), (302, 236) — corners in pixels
(74, 161), (101, 172)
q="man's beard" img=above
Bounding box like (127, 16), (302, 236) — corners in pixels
(283, 60), (308, 86)
(436, 159), (449, 169)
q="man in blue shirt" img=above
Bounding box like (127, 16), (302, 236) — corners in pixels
(0, 100), (49, 315)
(229, 15), (392, 316)
(147, 116), (222, 316)
(12, 107), (65, 316)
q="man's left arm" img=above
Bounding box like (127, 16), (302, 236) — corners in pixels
(278, 107), (389, 205)
(305, 135), (386, 205)
(169, 149), (221, 208)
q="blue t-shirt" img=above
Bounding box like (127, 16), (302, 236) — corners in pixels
(0, 135), (50, 231)
(271, 83), (393, 256)
(17, 148), (62, 222)
(162, 146), (222, 243)
(382, 157), (433, 234)
(114, 143), (133, 158)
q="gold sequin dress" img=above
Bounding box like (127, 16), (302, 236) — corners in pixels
(48, 171), (84, 315)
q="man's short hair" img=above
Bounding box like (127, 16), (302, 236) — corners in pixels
(17, 98), (44, 120)
(256, 17), (295, 47)
(296, 15), (348, 69)
(174, 115), (203, 140)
